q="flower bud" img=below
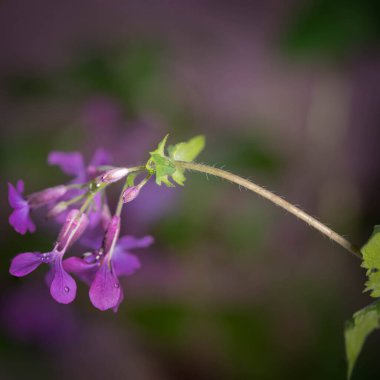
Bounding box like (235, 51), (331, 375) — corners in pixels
(46, 201), (68, 218)
(122, 186), (140, 203)
(57, 209), (89, 251)
(100, 168), (129, 184)
(104, 216), (120, 253)
(28, 185), (67, 208)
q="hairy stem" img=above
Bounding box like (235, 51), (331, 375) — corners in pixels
(175, 161), (361, 259)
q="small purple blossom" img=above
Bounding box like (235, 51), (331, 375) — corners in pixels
(64, 216), (153, 311)
(8, 180), (36, 235)
(9, 210), (89, 304)
(8, 181), (68, 235)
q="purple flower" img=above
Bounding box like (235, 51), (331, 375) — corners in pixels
(8, 180), (68, 235)
(64, 216), (153, 311)
(9, 210), (89, 304)
(8, 180), (35, 235)
(48, 148), (112, 228)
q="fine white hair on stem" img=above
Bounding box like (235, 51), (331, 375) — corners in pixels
(175, 160), (361, 259)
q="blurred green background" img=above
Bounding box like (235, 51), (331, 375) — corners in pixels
(1, 1), (380, 379)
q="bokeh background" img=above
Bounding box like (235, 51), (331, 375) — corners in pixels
(1, 1), (380, 379)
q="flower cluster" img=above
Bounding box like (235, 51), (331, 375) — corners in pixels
(8, 150), (153, 311)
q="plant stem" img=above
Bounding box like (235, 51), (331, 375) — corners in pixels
(175, 161), (361, 259)
(115, 181), (128, 217)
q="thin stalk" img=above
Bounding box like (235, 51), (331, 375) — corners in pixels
(115, 184), (127, 217)
(175, 161), (361, 259)
(80, 194), (95, 214)
(126, 165), (147, 173)
(97, 165), (147, 174)
(64, 193), (86, 207)
(65, 183), (87, 190)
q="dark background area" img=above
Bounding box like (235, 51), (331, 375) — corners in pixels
(0, 1), (380, 379)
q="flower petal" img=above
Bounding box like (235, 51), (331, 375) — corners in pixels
(79, 235), (103, 250)
(89, 258), (121, 311)
(112, 287), (124, 313)
(113, 252), (141, 278)
(117, 235), (154, 250)
(63, 256), (98, 286)
(10, 252), (43, 277)
(27, 218), (36, 233)
(89, 148), (112, 168)
(45, 267), (55, 287)
(50, 259), (77, 304)
(48, 151), (86, 181)
(16, 179), (24, 193)
(9, 206), (35, 235)
(8, 182), (26, 208)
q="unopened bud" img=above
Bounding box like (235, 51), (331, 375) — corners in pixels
(122, 186), (140, 203)
(28, 185), (67, 208)
(46, 201), (68, 218)
(100, 168), (129, 184)
(57, 209), (89, 251)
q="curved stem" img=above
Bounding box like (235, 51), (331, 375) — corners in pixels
(175, 161), (361, 259)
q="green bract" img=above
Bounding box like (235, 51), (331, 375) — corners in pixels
(345, 301), (380, 379)
(146, 134), (205, 186)
(361, 225), (380, 297)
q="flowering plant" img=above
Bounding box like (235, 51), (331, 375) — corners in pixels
(8, 135), (380, 378)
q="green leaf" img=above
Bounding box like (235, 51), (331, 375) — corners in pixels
(365, 271), (380, 298)
(171, 169), (186, 186)
(146, 134), (174, 186)
(362, 226), (380, 270)
(152, 134), (169, 156)
(168, 135), (205, 185)
(150, 154), (175, 186)
(168, 135), (205, 162)
(345, 301), (380, 379)
(147, 134), (206, 187)
(361, 226), (380, 297)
